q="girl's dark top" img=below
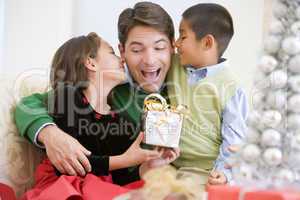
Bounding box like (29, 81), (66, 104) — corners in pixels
(51, 86), (140, 185)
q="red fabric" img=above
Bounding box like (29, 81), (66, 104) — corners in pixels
(124, 180), (145, 190)
(0, 183), (16, 200)
(207, 185), (300, 200)
(20, 158), (143, 200)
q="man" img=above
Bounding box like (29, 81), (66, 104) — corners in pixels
(15, 2), (176, 182)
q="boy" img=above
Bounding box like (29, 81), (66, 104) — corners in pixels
(167, 3), (248, 189)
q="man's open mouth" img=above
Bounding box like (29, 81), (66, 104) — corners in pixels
(141, 68), (161, 82)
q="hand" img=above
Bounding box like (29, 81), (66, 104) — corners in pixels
(207, 170), (227, 186)
(139, 147), (180, 177)
(224, 145), (240, 169)
(123, 132), (161, 167)
(38, 125), (92, 176)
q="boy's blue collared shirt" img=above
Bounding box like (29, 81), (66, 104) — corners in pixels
(186, 60), (248, 183)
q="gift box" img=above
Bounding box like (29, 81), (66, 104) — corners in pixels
(143, 93), (185, 148)
(207, 185), (300, 200)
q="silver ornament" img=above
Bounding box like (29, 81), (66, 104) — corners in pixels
(246, 127), (261, 143)
(288, 94), (300, 113)
(291, 21), (300, 36)
(264, 36), (281, 54)
(261, 129), (281, 147)
(263, 148), (282, 166)
(296, 7), (300, 19)
(282, 37), (300, 55)
(288, 153), (300, 170)
(252, 91), (265, 109)
(242, 144), (261, 162)
(270, 70), (288, 89)
(258, 55), (278, 73)
(247, 111), (263, 127)
(288, 55), (300, 73)
(266, 90), (287, 109)
(270, 20), (284, 35)
(291, 133), (300, 150)
(289, 75), (300, 93)
(273, 2), (288, 18)
(261, 110), (282, 128)
(236, 164), (253, 181)
(288, 114), (300, 130)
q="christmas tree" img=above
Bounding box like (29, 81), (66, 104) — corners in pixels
(233, 0), (300, 188)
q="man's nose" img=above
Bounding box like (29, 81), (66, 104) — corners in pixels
(142, 49), (155, 65)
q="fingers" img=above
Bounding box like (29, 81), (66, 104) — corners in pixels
(148, 158), (167, 168)
(208, 177), (225, 185)
(69, 157), (86, 176)
(164, 150), (176, 162)
(174, 148), (180, 157)
(134, 132), (144, 145)
(143, 149), (161, 160)
(54, 162), (66, 174)
(61, 160), (77, 176)
(163, 148), (180, 161)
(209, 171), (219, 178)
(208, 171), (227, 185)
(81, 146), (92, 156)
(228, 145), (239, 153)
(78, 152), (92, 173)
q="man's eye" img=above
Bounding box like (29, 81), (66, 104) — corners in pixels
(132, 49), (141, 53)
(155, 47), (166, 51)
(181, 36), (186, 40)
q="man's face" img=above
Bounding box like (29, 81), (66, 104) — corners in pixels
(119, 26), (173, 93)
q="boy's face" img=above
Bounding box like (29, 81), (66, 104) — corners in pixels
(119, 25), (173, 92)
(176, 19), (204, 67)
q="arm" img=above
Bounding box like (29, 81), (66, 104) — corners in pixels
(14, 92), (54, 146)
(14, 92), (92, 176)
(210, 88), (248, 184)
(80, 132), (160, 182)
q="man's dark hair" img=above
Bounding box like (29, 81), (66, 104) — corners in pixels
(118, 1), (174, 46)
(183, 3), (234, 57)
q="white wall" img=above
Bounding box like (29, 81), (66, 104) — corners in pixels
(0, 0), (4, 74)
(73, 0), (265, 96)
(1, 0), (267, 97)
(1, 0), (73, 79)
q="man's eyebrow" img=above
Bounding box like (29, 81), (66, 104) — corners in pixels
(179, 28), (185, 33)
(155, 39), (168, 44)
(129, 41), (143, 46)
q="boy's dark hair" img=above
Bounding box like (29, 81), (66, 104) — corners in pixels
(118, 1), (174, 46)
(183, 3), (234, 57)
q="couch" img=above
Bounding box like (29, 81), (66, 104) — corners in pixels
(0, 75), (48, 197)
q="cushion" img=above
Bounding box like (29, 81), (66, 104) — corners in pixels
(0, 75), (48, 197)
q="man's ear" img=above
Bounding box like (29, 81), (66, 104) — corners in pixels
(84, 57), (97, 72)
(118, 43), (125, 61)
(202, 34), (215, 50)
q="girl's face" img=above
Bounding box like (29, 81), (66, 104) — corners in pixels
(94, 40), (126, 84)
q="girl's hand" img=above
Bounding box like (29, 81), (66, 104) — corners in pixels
(123, 132), (161, 167)
(139, 147), (180, 177)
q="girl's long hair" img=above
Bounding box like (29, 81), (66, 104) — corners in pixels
(48, 32), (102, 115)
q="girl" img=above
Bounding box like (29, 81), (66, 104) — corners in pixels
(21, 33), (177, 200)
